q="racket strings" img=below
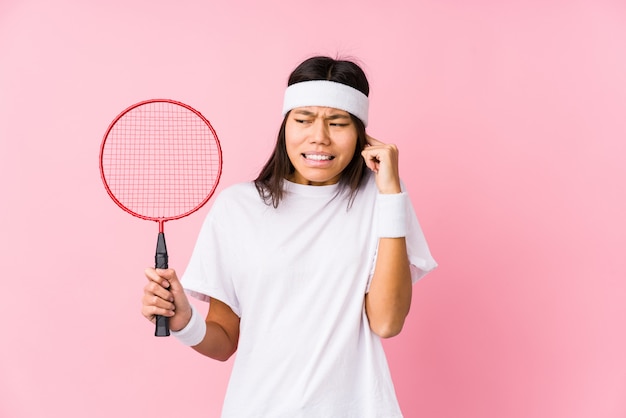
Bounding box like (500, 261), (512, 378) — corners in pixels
(101, 101), (220, 219)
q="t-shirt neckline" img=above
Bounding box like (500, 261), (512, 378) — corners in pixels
(283, 179), (341, 197)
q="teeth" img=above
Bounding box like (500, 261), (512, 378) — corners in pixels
(304, 154), (333, 161)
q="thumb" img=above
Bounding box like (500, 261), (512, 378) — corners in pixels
(154, 268), (186, 298)
(155, 268), (193, 327)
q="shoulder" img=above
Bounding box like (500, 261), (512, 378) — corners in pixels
(217, 181), (258, 200)
(215, 181), (259, 203)
(209, 181), (266, 217)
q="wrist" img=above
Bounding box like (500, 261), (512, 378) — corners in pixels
(171, 304), (206, 346)
(376, 192), (408, 238)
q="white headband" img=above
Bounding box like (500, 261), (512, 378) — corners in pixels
(282, 80), (369, 127)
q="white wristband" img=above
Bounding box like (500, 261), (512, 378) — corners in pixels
(171, 304), (206, 346)
(376, 192), (408, 238)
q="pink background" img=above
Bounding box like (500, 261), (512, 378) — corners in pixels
(1, 0), (625, 417)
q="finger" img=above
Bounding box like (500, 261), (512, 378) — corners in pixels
(361, 146), (386, 166)
(361, 148), (380, 172)
(141, 285), (176, 323)
(145, 267), (169, 287)
(142, 291), (176, 312)
(363, 144), (399, 165)
(141, 304), (175, 323)
(145, 267), (180, 290)
(144, 267), (191, 313)
(144, 280), (174, 302)
(155, 269), (188, 301)
(365, 134), (384, 147)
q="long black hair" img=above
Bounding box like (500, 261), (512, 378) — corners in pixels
(254, 56), (370, 208)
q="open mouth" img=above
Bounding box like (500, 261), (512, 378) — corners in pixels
(302, 153), (335, 161)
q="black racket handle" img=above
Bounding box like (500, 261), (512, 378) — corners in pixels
(155, 232), (170, 337)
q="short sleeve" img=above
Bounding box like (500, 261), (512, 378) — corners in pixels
(366, 183), (437, 292)
(181, 200), (241, 317)
(405, 195), (438, 283)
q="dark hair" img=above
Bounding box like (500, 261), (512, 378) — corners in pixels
(254, 56), (370, 208)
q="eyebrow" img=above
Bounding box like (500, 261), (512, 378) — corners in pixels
(292, 109), (351, 120)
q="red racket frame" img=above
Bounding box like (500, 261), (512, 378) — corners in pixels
(99, 99), (222, 233)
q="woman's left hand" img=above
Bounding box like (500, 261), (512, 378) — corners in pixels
(361, 134), (402, 194)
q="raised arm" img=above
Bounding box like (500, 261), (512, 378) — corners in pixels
(361, 135), (413, 338)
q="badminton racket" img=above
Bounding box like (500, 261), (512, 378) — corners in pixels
(99, 99), (222, 336)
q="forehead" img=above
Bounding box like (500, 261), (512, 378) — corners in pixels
(291, 106), (351, 117)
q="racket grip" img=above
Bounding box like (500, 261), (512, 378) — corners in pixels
(155, 315), (170, 337)
(155, 232), (170, 337)
(155, 232), (168, 269)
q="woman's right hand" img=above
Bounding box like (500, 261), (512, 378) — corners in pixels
(142, 268), (193, 332)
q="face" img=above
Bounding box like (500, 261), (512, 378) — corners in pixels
(284, 106), (358, 186)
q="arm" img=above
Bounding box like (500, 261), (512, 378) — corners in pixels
(142, 268), (240, 361)
(365, 238), (412, 338)
(192, 297), (240, 361)
(361, 135), (413, 338)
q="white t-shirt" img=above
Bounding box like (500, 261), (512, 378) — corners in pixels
(182, 173), (437, 417)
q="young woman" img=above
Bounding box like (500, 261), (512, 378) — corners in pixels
(142, 56), (437, 417)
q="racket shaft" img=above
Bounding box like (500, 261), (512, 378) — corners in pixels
(155, 232), (170, 337)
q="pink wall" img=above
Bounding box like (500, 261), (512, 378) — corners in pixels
(1, 1), (625, 417)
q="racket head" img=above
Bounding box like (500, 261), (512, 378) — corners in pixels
(99, 99), (222, 224)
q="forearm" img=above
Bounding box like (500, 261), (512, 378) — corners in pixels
(174, 297), (240, 362)
(191, 321), (239, 362)
(365, 237), (412, 338)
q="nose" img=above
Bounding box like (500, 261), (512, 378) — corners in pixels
(309, 120), (330, 145)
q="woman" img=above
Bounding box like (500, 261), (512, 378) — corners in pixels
(142, 56), (437, 417)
